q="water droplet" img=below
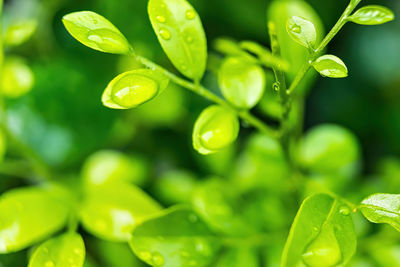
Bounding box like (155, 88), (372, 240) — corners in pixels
(290, 24), (301, 33)
(185, 36), (194, 43)
(339, 206), (350, 216)
(156, 15), (166, 23)
(159, 29), (171, 40)
(152, 252), (165, 266)
(185, 10), (196, 20)
(302, 227), (342, 267)
(188, 213), (198, 223)
(139, 251), (152, 261)
(313, 227), (319, 232)
(74, 248), (81, 254)
(44, 261), (55, 267)
(273, 82), (280, 92)
(86, 28), (130, 54)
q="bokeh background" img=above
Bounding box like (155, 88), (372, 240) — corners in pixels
(1, 0), (400, 266)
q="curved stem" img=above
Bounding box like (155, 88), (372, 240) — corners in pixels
(132, 53), (279, 138)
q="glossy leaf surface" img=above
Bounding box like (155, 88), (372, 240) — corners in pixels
(218, 57), (265, 109)
(63, 11), (130, 54)
(102, 69), (169, 109)
(313, 55), (348, 78)
(148, 0), (207, 80)
(80, 183), (162, 241)
(349, 5), (395, 25)
(0, 187), (69, 253)
(282, 194), (356, 267)
(192, 105), (239, 155)
(130, 206), (220, 267)
(360, 194), (400, 231)
(286, 16), (317, 49)
(28, 233), (85, 267)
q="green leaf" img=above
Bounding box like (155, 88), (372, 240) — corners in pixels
(0, 187), (69, 253)
(299, 124), (360, 175)
(192, 105), (239, 155)
(192, 179), (248, 236)
(359, 193), (400, 231)
(1, 56), (34, 98)
(62, 11), (131, 54)
(82, 150), (149, 187)
(349, 5), (395, 25)
(218, 57), (266, 109)
(129, 206), (221, 267)
(80, 183), (162, 241)
(28, 233), (85, 267)
(313, 55), (348, 78)
(0, 129), (6, 163)
(148, 0), (207, 80)
(286, 16), (317, 49)
(282, 194), (357, 267)
(102, 69), (169, 109)
(4, 19), (37, 47)
(216, 247), (259, 267)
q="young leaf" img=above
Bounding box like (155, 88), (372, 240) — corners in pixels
(102, 69), (169, 109)
(129, 206), (221, 267)
(148, 0), (207, 80)
(62, 11), (131, 54)
(192, 179), (249, 236)
(349, 5), (395, 25)
(313, 55), (348, 78)
(286, 16), (317, 49)
(80, 183), (162, 241)
(192, 105), (239, 155)
(281, 194), (357, 267)
(1, 56), (34, 98)
(4, 20), (37, 47)
(299, 124), (360, 174)
(359, 194), (400, 231)
(28, 233), (85, 267)
(218, 57), (266, 109)
(0, 187), (69, 253)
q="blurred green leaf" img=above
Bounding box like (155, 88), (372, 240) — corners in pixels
(360, 193), (400, 231)
(148, 0), (207, 80)
(286, 16), (317, 49)
(218, 57), (265, 109)
(282, 194), (357, 267)
(130, 206), (221, 267)
(0, 187), (69, 253)
(63, 11), (131, 54)
(349, 5), (395, 25)
(4, 19), (37, 47)
(216, 247), (259, 267)
(1, 56), (34, 98)
(313, 55), (348, 78)
(28, 233), (85, 267)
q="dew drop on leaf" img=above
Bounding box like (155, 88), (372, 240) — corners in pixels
(139, 251), (152, 261)
(290, 24), (301, 33)
(87, 29), (128, 53)
(44, 261), (55, 267)
(339, 206), (350, 216)
(188, 213), (198, 223)
(156, 15), (166, 23)
(302, 227), (342, 267)
(185, 10), (196, 20)
(159, 29), (171, 40)
(152, 252), (165, 266)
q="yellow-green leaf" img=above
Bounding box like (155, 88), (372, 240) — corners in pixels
(4, 20), (37, 47)
(192, 105), (239, 155)
(349, 5), (395, 25)
(102, 69), (169, 109)
(286, 16), (317, 49)
(313, 55), (348, 78)
(1, 56), (34, 98)
(28, 233), (85, 267)
(148, 0), (207, 80)
(62, 11), (130, 54)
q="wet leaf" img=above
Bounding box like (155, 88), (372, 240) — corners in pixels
(0, 187), (69, 253)
(282, 194), (357, 267)
(286, 16), (317, 49)
(28, 233), (85, 267)
(192, 105), (239, 155)
(63, 11), (131, 54)
(80, 183), (162, 242)
(360, 194), (400, 231)
(218, 57), (266, 109)
(148, 0), (207, 80)
(129, 206), (221, 267)
(349, 5), (395, 25)
(102, 69), (169, 109)
(313, 55), (348, 78)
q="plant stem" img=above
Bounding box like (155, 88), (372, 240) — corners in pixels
(287, 0), (361, 95)
(131, 52), (279, 138)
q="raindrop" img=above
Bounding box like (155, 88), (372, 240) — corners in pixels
(339, 206), (350, 216)
(44, 261), (55, 267)
(186, 36), (194, 43)
(273, 82), (280, 92)
(185, 10), (196, 20)
(159, 29), (171, 40)
(156, 15), (166, 23)
(152, 252), (165, 266)
(139, 251), (152, 261)
(290, 24), (301, 33)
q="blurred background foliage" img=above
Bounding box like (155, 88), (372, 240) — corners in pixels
(0, 0), (399, 266)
